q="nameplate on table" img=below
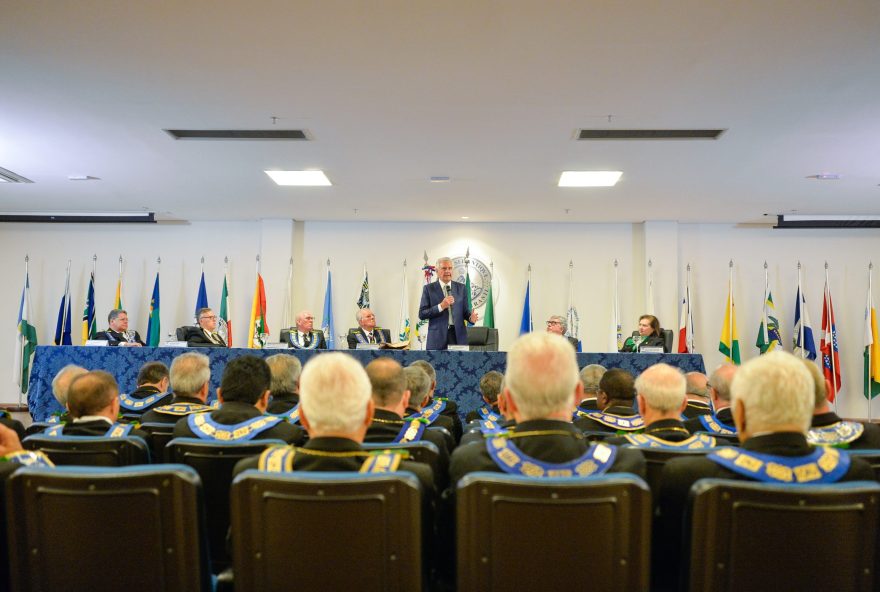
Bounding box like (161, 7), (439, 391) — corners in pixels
(84, 340), (108, 347)
(159, 341), (188, 348)
(448, 345), (470, 352)
(262, 343), (289, 350)
(640, 346), (664, 354)
(356, 343), (381, 350)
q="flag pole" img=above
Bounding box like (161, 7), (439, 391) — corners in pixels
(825, 262), (839, 411)
(647, 258), (654, 315)
(527, 264), (533, 332)
(201, 255), (205, 276)
(762, 261), (769, 349)
(20, 254), (29, 406)
(798, 261), (805, 359)
(614, 258), (620, 352)
(870, 263), (874, 421)
(63, 259), (71, 340)
(729, 260), (734, 361)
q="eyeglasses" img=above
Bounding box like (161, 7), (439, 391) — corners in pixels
(546, 321), (561, 326)
(200, 315), (218, 321)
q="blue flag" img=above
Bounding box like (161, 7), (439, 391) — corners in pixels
(81, 272), (96, 344)
(793, 286), (817, 360)
(322, 268), (335, 349)
(195, 271), (208, 321)
(54, 268), (72, 345)
(145, 273), (161, 347)
(519, 278), (533, 335)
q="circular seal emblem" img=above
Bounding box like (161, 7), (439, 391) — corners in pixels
(452, 256), (493, 309)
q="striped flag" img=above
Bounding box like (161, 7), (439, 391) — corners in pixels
(864, 270), (880, 400)
(357, 265), (370, 309)
(14, 269), (38, 394)
(793, 284), (817, 360)
(248, 274), (268, 348)
(718, 266), (741, 364)
(414, 261), (436, 348)
(322, 266), (335, 349)
(54, 263), (73, 345)
(81, 271), (97, 344)
(145, 272), (161, 347)
(220, 272), (232, 348)
(483, 267), (495, 329)
(820, 277), (841, 402)
(756, 270), (782, 354)
(677, 266), (695, 353)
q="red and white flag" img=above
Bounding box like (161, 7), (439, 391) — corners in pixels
(677, 265), (695, 353)
(820, 272), (842, 402)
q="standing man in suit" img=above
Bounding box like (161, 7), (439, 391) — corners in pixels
(94, 309), (145, 346)
(418, 257), (478, 350)
(186, 307), (227, 347)
(347, 308), (391, 349)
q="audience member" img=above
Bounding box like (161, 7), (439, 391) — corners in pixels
(465, 370), (504, 422)
(55, 371), (148, 439)
(573, 368), (643, 433)
(684, 364), (737, 436)
(409, 359), (462, 440)
(805, 360), (880, 449)
(575, 364), (605, 412)
(140, 353), (213, 424)
(265, 353), (302, 418)
(682, 371), (712, 418)
(118, 361), (171, 414)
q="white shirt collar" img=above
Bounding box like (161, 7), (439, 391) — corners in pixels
(74, 415), (113, 425)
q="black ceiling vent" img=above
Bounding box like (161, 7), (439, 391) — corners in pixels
(164, 129), (309, 140)
(577, 129), (725, 140)
(0, 167), (33, 183)
(0, 212), (156, 223)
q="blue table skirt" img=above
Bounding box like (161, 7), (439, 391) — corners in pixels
(27, 346), (705, 422)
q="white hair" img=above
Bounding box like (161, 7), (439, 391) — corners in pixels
(634, 363), (686, 412)
(436, 257), (453, 267)
(300, 353), (371, 434)
(731, 350), (814, 433)
(266, 353), (302, 393)
(51, 364), (87, 405)
(505, 332), (578, 419)
(170, 352), (210, 396)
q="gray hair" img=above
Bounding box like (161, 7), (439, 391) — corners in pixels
(708, 364), (737, 402)
(51, 364), (87, 406)
(635, 363), (686, 412)
(685, 372), (708, 398)
(548, 314), (567, 333)
(404, 366), (431, 407)
(731, 351), (814, 433)
(300, 353), (372, 434)
(579, 364), (606, 394)
(436, 257), (453, 267)
(266, 354), (302, 394)
(170, 352), (211, 396)
(107, 309), (126, 324)
(505, 332), (579, 420)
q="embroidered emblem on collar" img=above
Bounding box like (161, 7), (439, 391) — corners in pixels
(807, 421), (864, 447)
(154, 403), (214, 416)
(698, 414), (737, 435)
(408, 399), (447, 424)
(257, 446), (403, 474)
(478, 407), (501, 422)
(579, 411), (644, 431)
(355, 329), (386, 345)
(707, 446), (851, 484)
(479, 419), (506, 435)
(119, 391), (171, 411)
(268, 403), (301, 424)
(486, 438), (618, 478)
(288, 330), (322, 350)
(187, 412), (282, 442)
(3, 450), (55, 468)
(44, 422), (133, 438)
(393, 418), (426, 443)
(624, 433), (717, 449)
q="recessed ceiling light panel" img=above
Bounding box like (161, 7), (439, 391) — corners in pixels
(265, 170), (331, 186)
(558, 171), (622, 187)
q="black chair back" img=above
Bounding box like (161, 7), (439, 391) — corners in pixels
(848, 449), (880, 481)
(22, 434), (150, 466)
(6, 464), (212, 592)
(466, 326), (499, 351)
(456, 472), (651, 591)
(688, 478), (880, 591)
(361, 440), (441, 480)
(231, 470), (423, 592)
(636, 447), (716, 493)
(139, 422), (177, 462)
(165, 437), (285, 571)
(176, 326), (188, 341)
(280, 328), (291, 343)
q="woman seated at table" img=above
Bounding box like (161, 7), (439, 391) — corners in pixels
(619, 314), (668, 352)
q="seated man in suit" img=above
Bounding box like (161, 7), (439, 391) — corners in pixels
(408, 360), (461, 442)
(576, 364), (605, 412)
(51, 370), (148, 439)
(233, 352), (434, 494)
(286, 310), (327, 350)
(465, 370), (504, 423)
(403, 365), (457, 448)
(185, 307), (227, 347)
(347, 308), (392, 349)
(545, 314), (579, 349)
(805, 360), (880, 449)
(573, 368), (643, 433)
(265, 354), (302, 418)
(417, 256), (478, 350)
(607, 363), (716, 449)
(140, 353), (214, 424)
(684, 364), (738, 436)
(93, 309), (145, 346)
(173, 355), (304, 444)
(28, 365), (88, 433)
(449, 333), (645, 486)
(682, 371), (712, 418)
(656, 351), (873, 591)
(118, 361), (171, 415)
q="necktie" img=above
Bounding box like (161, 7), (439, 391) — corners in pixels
(211, 332), (221, 344)
(304, 333), (311, 346)
(368, 332), (374, 344)
(445, 285), (453, 326)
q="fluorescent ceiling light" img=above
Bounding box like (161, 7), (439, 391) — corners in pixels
(265, 170), (331, 186)
(558, 171), (622, 187)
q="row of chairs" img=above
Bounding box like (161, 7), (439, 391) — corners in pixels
(4, 464), (878, 591)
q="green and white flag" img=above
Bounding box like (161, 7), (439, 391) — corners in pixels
(14, 269), (38, 394)
(397, 261), (411, 342)
(483, 269), (495, 329)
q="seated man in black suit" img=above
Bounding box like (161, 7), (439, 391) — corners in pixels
(140, 352), (214, 424)
(449, 333), (645, 486)
(805, 360), (880, 449)
(682, 371), (712, 418)
(286, 310), (327, 350)
(607, 363), (716, 449)
(347, 308), (392, 349)
(118, 361), (171, 415)
(545, 314), (579, 349)
(265, 353), (301, 418)
(233, 352), (434, 494)
(684, 364), (738, 436)
(184, 307), (227, 347)
(93, 309), (145, 346)
(465, 370), (504, 423)
(404, 364), (458, 443)
(573, 368), (643, 433)
(173, 355), (304, 444)
(656, 351), (873, 591)
(49, 370), (148, 439)
(575, 364), (605, 412)
(409, 359), (462, 441)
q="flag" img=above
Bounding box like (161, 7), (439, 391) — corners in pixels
(677, 287), (695, 353)
(464, 267), (474, 327)
(397, 264), (410, 342)
(414, 263), (436, 347)
(357, 266), (370, 309)
(519, 276), (533, 335)
(756, 288), (782, 355)
(195, 271), (209, 321)
(14, 271), (38, 394)
(793, 286), (817, 360)
(610, 264), (622, 352)
(54, 266), (72, 346)
(719, 275), (741, 364)
(145, 273), (161, 347)
(864, 279), (880, 400)
(566, 263), (582, 352)
(483, 272), (495, 329)
(220, 273), (232, 348)
(322, 267), (335, 349)
(113, 276), (123, 310)
(646, 263), (655, 316)
(248, 274), (268, 348)
(820, 279), (841, 402)
(81, 272), (96, 344)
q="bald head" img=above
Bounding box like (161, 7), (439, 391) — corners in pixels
(67, 371), (119, 419)
(708, 364), (737, 409)
(635, 363), (687, 413)
(52, 365), (87, 406)
(365, 357), (407, 408)
(685, 372), (708, 400)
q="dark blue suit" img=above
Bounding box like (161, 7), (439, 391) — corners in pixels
(418, 281), (472, 350)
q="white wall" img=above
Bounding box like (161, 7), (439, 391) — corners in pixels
(3, 219), (880, 421)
